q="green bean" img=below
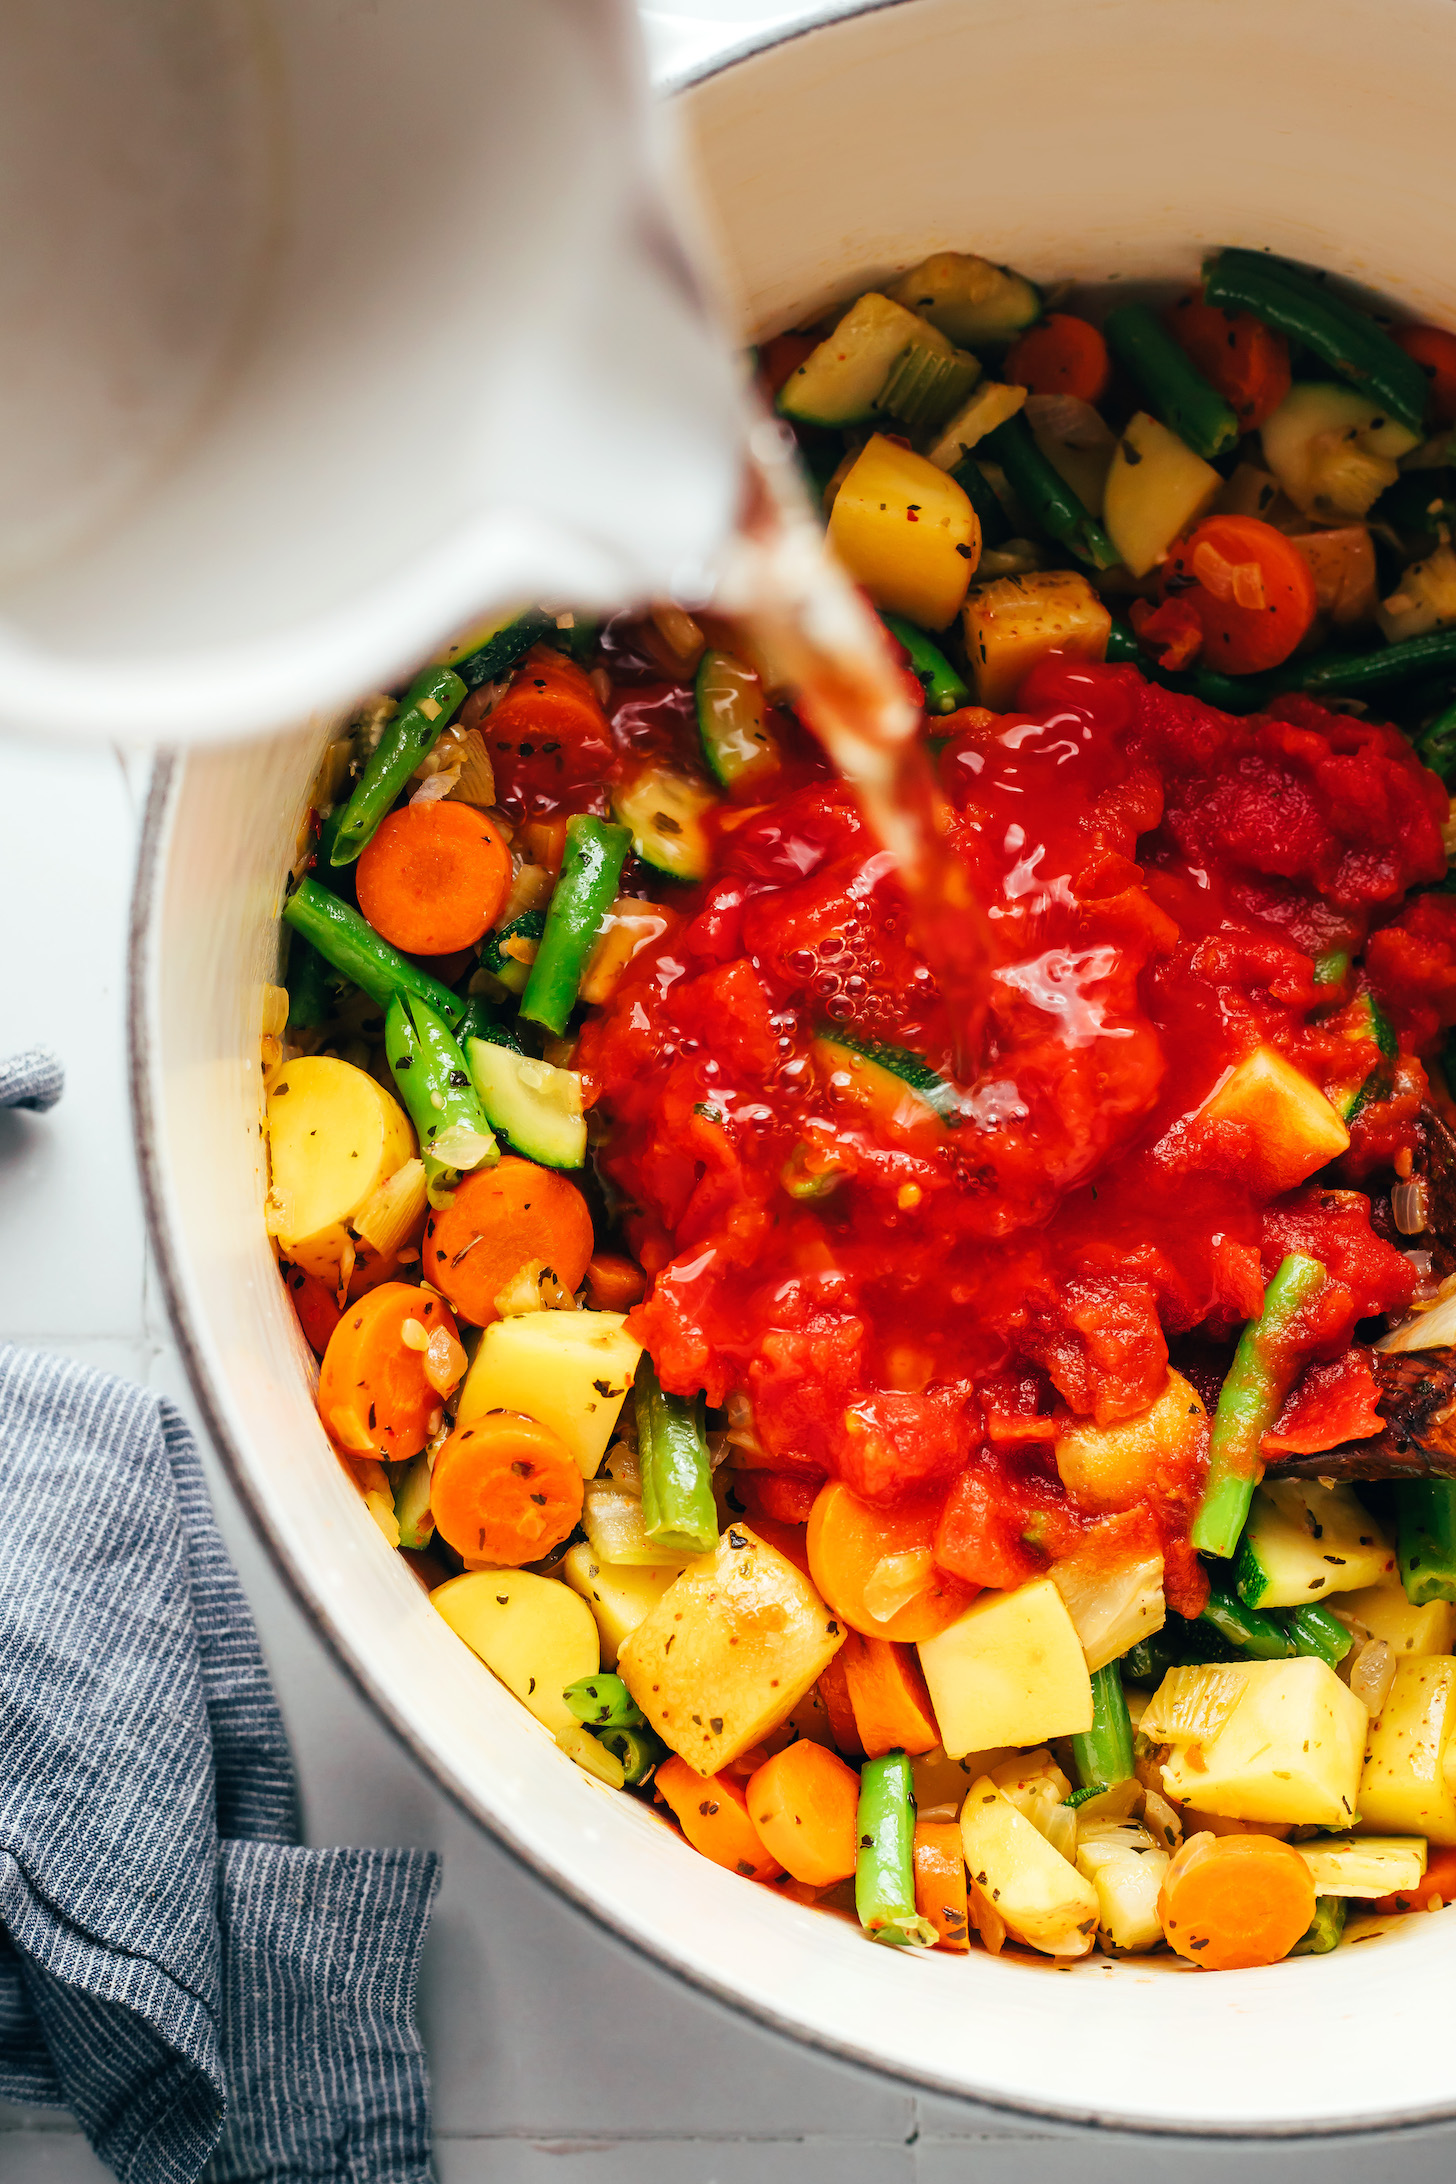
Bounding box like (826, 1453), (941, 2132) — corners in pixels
(1200, 1587), (1295, 1661)
(950, 454), (1012, 548)
(1291, 1895), (1347, 1956)
(1396, 1479), (1456, 1606)
(855, 1751), (938, 1948)
(597, 1724), (665, 1785)
(1192, 1252), (1327, 1559)
(1417, 699), (1456, 784)
(634, 1355), (717, 1557)
(286, 933), (332, 1031)
(384, 993), (497, 1194)
(563, 1674), (646, 1730)
(1104, 303), (1240, 461)
(1203, 250), (1428, 438)
(447, 607), (552, 691)
(1277, 628), (1456, 701)
(521, 817), (631, 1037)
(1283, 1602), (1354, 1667)
(880, 614), (971, 715)
(1070, 1664), (1136, 1791)
(1105, 620), (1272, 713)
(980, 414), (1119, 570)
(282, 879), (467, 1029)
(329, 664), (467, 865)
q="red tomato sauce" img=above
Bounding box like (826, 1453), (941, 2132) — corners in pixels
(573, 652), (1456, 1604)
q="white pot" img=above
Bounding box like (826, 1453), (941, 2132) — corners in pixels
(133, 0), (1456, 2134)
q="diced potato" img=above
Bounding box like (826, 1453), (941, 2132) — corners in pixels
(961, 569), (1111, 709)
(561, 1540), (685, 1666)
(1332, 1582), (1456, 1658)
(456, 1310), (642, 1477)
(1049, 1537), (1165, 1672)
(619, 1524), (845, 1776)
(1292, 525), (1378, 628)
(1158, 1658), (1367, 1827)
(433, 1569), (599, 1736)
(1103, 412), (1222, 579)
(918, 1577), (1092, 1757)
(1378, 541), (1456, 644)
(1195, 1043), (1350, 1196)
(828, 433), (979, 629)
(959, 1778), (1099, 1956)
(778, 291), (941, 427)
(1296, 1833), (1427, 1898)
(267, 1056), (415, 1285)
(1236, 1482), (1395, 1609)
(926, 381), (1027, 469)
(1359, 1657), (1456, 1845)
(1075, 1819), (1169, 1952)
(1054, 1370), (1205, 1513)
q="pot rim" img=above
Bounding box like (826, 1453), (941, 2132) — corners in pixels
(126, 2), (1456, 2135)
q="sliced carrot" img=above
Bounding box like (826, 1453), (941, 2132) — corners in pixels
(1166, 286), (1292, 430)
(318, 1281), (460, 1460)
(758, 332), (819, 400)
(914, 1821), (971, 1952)
(656, 1754), (783, 1881)
(747, 1741), (860, 1886)
(816, 1650), (865, 1759)
(1164, 514), (1318, 674)
(423, 1157), (595, 1326)
(840, 1631), (940, 1758)
(1157, 1832), (1315, 1971)
(1006, 314), (1110, 404)
(430, 1412), (584, 1565)
(1375, 1844), (1456, 1915)
(355, 801), (511, 955)
(282, 1262), (342, 1356)
(582, 1251), (647, 1312)
(1394, 324), (1456, 427)
(807, 1479), (975, 1643)
(486, 646), (615, 824)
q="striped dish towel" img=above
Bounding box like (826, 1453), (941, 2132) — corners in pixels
(0, 1347), (440, 2184)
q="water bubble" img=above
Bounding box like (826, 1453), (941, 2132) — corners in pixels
(824, 995), (855, 1021)
(819, 935), (846, 960)
(786, 948), (816, 976)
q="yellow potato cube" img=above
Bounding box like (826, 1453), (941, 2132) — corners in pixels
(917, 1577), (1093, 1757)
(456, 1309), (642, 1476)
(959, 1779), (1099, 1956)
(961, 570), (1111, 710)
(1159, 1657), (1367, 1827)
(433, 1569), (599, 1737)
(1359, 1658), (1456, 1845)
(619, 1524), (844, 1776)
(828, 433), (979, 629)
(1054, 1370), (1205, 1511)
(1332, 1583), (1455, 1658)
(1103, 411), (1222, 578)
(1196, 1044), (1349, 1197)
(267, 1056), (415, 1285)
(561, 1540), (685, 1667)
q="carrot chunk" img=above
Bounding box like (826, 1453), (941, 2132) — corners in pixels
(431, 1412), (584, 1565)
(1394, 324), (1456, 427)
(815, 1651), (865, 1759)
(1157, 1832), (1315, 1970)
(807, 1478), (975, 1642)
(582, 1251), (647, 1311)
(747, 1741), (861, 1886)
(355, 801), (511, 955)
(423, 1157), (595, 1326)
(914, 1820), (971, 1952)
(1166, 286), (1292, 429)
(1006, 314), (1111, 404)
(1375, 1844), (1456, 1915)
(282, 1262), (343, 1356)
(1164, 514), (1317, 674)
(840, 1631), (940, 1757)
(657, 1755), (783, 1881)
(318, 1281), (460, 1460)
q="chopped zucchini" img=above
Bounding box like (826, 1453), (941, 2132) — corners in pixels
(879, 343), (981, 435)
(1155, 1657), (1367, 1827)
(1103, 412), (1222, 579)
(561, 1540), (686, 1666)
(888, 251), (1041, 348)
(812, 1030), (958, 1140)
(918, 1577), (1093, 1757)
(1378, 541), (1456, 644)
(1262, 382), (1420, 521)
(612, 764), (717, 882)
(695, 649), (781, 793)
(961, 568), (1112, 709)
(1235, 1482), (1396, 1609)
(1295, 1834), (1427, 1898)
(1075, 1818), (1169, 1952)
(1358, 1657), (1456, 1844)
(456, 1310), (643, 1477)
(1196, 1043), (1350, 1196)
(958, 1778), (1098, 1956)
(826, 433), (979, 629)
(466, 1039), (586, 1170)
(777, 292), (944, 427)
(619, 1523), (845, 1775)
(432, 1569), (599, 1737)
(480, 910), (545, 997)
(926, 382), (1027, 471)
(392, 1450), (434, 1551)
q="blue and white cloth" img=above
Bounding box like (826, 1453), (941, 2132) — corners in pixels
(0, 1047), (63, 1112)
(0, 1346), (440, 2184)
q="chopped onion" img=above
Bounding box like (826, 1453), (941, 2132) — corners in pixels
(445, 728), (497, 809)
(1350, 1637), (1397, 1719)
(352, 1159), (428, 1259)
(424, 1324), (467, 1398)
(1393, 1179), (1429, 1235)
(431, 1123), (498, 1174)
(1050, 1548), (1165, 1673)
(410, 767), (461, 805)
(1139, 1663), (1248, 1746)
(863, 1549), (936, 1623)
(1141, 1787), (1183, 1854)
(1379, 1282), (1456, 1351)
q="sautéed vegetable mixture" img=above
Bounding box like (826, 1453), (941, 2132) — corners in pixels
(267, 248), (1456, 1971)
